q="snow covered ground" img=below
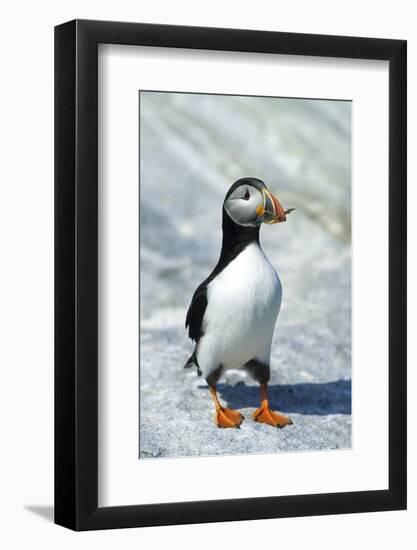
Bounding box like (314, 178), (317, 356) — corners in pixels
(139, 92), (351, 458)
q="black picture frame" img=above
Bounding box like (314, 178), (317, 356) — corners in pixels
(55, 19), (407, 531)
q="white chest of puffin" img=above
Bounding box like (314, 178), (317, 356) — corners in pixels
(185, 177), (294, 430)
(198, 242), (282, 374)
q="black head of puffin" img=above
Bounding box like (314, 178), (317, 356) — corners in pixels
(223, 177), (289, 227)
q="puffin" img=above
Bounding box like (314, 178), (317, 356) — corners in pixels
(184, 177), (294, 429)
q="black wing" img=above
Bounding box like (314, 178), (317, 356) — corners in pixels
(185, 283), (208, 343)
(185, 246), (231, 343)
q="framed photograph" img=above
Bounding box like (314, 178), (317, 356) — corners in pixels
(55, 20), (406, 530)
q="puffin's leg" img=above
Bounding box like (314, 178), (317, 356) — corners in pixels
(209, 386), (244, 429)
(252, 383), (293, 428)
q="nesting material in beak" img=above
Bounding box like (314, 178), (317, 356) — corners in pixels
(261, 189), (289, 224)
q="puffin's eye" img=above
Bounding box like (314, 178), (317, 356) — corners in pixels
(243, 189), (250, 201)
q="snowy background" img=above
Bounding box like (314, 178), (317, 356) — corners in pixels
(139, 91), (351, 458)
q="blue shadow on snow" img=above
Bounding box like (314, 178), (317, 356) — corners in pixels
(198, 379), (351, 416)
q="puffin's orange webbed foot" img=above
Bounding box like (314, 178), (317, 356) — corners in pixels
(253, 383), (293, 428)
(209, 386), (244, 429)
(215, 407), (244, 429)
(252, 404), (293, 428)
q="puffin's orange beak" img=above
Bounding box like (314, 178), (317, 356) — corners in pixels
(260, 189), (287, 224)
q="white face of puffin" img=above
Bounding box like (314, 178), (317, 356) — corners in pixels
(224, 183), (288, 227)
